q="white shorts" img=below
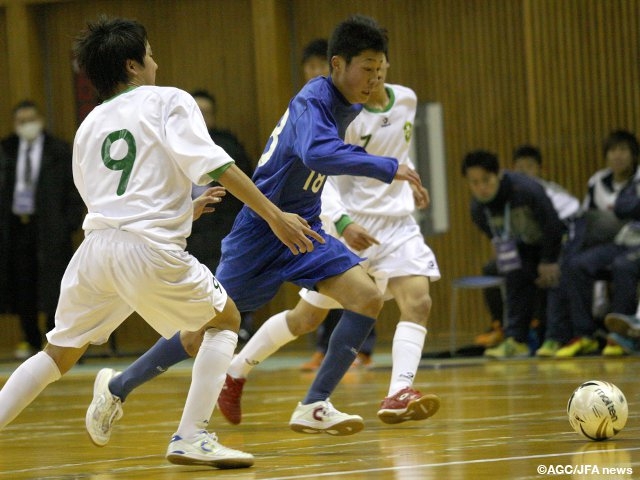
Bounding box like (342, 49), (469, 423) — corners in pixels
(47, 229), (227, 348)
(300, 213), (440, 308)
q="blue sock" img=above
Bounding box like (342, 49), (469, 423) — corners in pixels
(303, 310), (375, 404)
(360, 327), (377, 355)
(109, 332), (190, 401)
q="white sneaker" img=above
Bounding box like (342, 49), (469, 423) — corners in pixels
(166, 430), (254, 469)
(85, 368), (123, 446)
(289, 399), (364, 436)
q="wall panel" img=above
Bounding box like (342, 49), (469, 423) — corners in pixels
(38, 0), (260, 157)
(527, 0), (640, 196)
(1, 0), (639, 354)
(289, 0), (640, 345)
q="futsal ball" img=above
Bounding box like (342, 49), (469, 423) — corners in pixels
(567, 380), (628, 441)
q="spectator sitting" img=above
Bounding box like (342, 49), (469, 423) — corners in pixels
(474, 145), (579, 349)
(538, 129), (640, 357)
(462, 150), (565, 359)
(600, 173), (640, 355)
(604, 301), (640, 356)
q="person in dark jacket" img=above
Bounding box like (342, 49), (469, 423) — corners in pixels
(541, 130), (640, 358)
(0, 100), (84, 358)
(462, 149), (565, 358)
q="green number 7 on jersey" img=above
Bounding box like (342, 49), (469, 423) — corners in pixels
(101, 129), (137, 196)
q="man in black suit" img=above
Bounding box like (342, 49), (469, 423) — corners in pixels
(0, 100), (84, 358)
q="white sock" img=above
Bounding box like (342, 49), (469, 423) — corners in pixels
(635, 303), (640, 318)
(228, 310), (297, 379)
(176, 328), (237, 440)
(388, 321), (427, 396)
(0, 351), (61, 430)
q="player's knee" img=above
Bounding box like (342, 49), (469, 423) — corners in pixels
(43, 344), (85, 375)
(400, 292), (432, 326)
(287, 308), (326, 336)
(347, 287), (383, 317)
(218, 308), (242, 332)
(207, 298), (242, 333)
(370, 290), (384, 313)
(180, 329), (204, 357)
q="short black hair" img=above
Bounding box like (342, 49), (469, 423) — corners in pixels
(73, 15), (148, 100)
(461, 150), (500, 176)
(327, 15), (387, 67)
(191, 89), (217, 112)
(603, 129), (640, 162)
(12, 99), (40, 116)
(301, 38), (328, 64)
(513, 144), (542, 166)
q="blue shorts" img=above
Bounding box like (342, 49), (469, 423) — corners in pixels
(216, 210), (362, 312)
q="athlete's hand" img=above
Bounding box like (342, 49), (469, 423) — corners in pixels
(342, 223), (380, 251)
(412, 184), (430, 210)
(394, 164), (423, 190)
(192, 186), (226, 221)
(269, 212), (325, 255)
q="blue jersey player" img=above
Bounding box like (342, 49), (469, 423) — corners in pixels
(86, 14), (426, 441)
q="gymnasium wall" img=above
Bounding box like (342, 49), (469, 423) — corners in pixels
(0, 0), (638, 352)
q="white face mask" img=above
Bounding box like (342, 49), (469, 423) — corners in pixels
(16, 121), (43, 141)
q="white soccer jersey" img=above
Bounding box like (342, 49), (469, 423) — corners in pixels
(322, 83), (417, 223)
(539, 179), (580, 220)
(582, 166), (640, 212)
(73, 86), (233, 250)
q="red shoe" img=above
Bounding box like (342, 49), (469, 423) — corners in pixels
(377, 387), (440, 424)
(217, 375), (246, 425)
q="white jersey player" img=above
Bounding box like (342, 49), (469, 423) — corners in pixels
(0, 16), (320, 470)
(318, 82), (439, 300)
(217, 57), (442, 427)
(74, 86), (233, 251)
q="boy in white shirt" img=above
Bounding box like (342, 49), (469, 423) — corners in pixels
(0, 16), (319, 469)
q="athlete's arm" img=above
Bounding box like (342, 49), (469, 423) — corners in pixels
(192, 186), (225, 221)
(213, 164), (325, 254)
(342, 223), (379, 251)
(320, 177), (349, 224)
(411, 183), (430, 209)
(394, 164), (424, 191)
(297, 100), (399, 182)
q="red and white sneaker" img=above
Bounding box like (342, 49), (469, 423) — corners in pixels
(289, 399), (364, 436)
(377, 387), (440, 424)
(217, 375), (246, 425)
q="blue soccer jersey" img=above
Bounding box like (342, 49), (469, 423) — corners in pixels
(247, 76), (398, 222)
(216, 76), (399, 312)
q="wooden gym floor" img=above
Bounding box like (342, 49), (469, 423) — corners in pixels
(0, 351), (638, 479)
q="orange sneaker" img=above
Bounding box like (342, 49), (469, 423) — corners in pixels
(299, 351), (324, 371)
(351, 352), (374, 369)
(474, 320), (504, 347)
